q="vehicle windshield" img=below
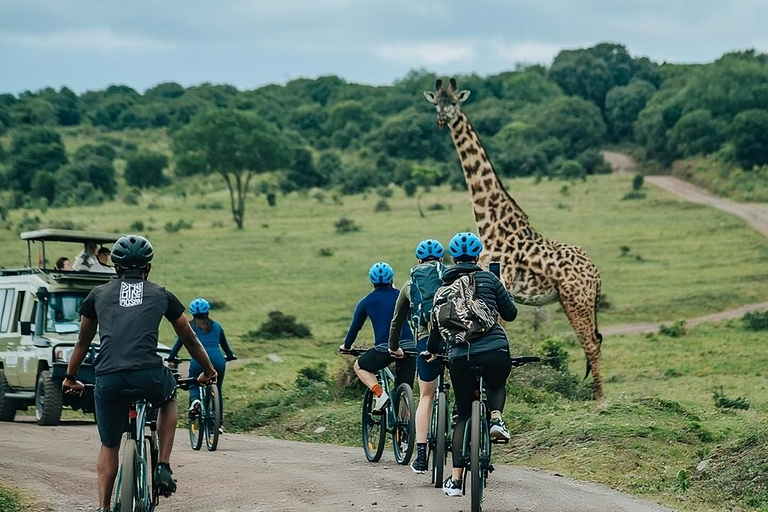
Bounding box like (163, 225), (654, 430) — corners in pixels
(46, 292), (87, 334)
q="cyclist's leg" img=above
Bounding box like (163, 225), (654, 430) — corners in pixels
(188, 360), (203, 405)
(482, 349), (513, 415)
(355, 349), (390, 391)
(447, 358), (476, 483)
(415, 337), (440, 444)
(94, 372), (130, 509)
(394, 355), (416, 391)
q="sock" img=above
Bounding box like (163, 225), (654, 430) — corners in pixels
(417, 443), (427, 461)
(372, 384), (383, 397)
(490, 410), (502, 420)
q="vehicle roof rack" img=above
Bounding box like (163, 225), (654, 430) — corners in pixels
(20, 229), (122, 244)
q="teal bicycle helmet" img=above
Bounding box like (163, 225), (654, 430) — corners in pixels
(415, 239), (444, 260)
(449, 232), (483, 260)
(368, 262), (394, 285)
(189, 298), (210, 315)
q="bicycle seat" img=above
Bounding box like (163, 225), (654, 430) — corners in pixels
(120, 388), (148, 401)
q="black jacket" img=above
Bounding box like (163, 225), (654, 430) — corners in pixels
(427, 263), (517, 360)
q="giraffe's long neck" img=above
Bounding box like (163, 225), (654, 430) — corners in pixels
(448, 113), (534, 247)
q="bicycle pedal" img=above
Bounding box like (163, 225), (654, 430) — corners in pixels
(488, 464), (495, 473)
(491, 438), (510, 445)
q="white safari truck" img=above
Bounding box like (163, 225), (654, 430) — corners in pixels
(0, 229), (169, 425)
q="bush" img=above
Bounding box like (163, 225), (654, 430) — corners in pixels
(539, 337), (569, 371)
(317, 247), (334, 257)
(333, 357), (366, 399)
(713, 386), (750, 410)
(632, 174), (645, 190)
(248, 311), (312, 339)
(426, 203), (445, 211)
(659, 320), (687, 338)
(297, 362), (329, 384)
(164, 220), (193, 233)
(334, 217), (360, 234)
(374, 199), (391, 212)
(376, 187), (393, 198)
(123, 190), (140, 205)
(0, 486), (23, 512)
(130, 220), (145, 232)
(402, 180), (417, 197)
(742, 310), (768, 331)
(622, 190), (646, 200)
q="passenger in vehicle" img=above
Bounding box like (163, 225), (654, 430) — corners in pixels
(56, 257), (73, 271)
(73, 242), (115, 273)
(97, 247), (114, 270)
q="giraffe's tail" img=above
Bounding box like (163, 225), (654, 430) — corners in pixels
(583, 281), (603, 381)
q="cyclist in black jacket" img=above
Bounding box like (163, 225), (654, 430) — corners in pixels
(424, 232), (517, 497)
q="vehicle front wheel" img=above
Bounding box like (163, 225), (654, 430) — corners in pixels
(0, 370), (17, 422)
(35, 370), (63, 426)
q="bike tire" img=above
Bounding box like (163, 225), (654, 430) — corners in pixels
(392, 383), (416, 465)
(189, 398), (203, 451)
(117, 437), (137, 512)
(149, 432), (159, 507)
(470, 400), (484, 512)
(432, 391), (448, 488)
(205, 386), (221, 452)
(361, 389), (386, 462)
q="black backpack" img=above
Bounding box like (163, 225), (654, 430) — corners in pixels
(432, 272), (496, 346)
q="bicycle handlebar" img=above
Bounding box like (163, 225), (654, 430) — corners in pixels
(339, 347), (417, 358)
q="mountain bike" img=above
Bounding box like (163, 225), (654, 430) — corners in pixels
(426, 357), (453, 488)
(427, 353), (539, 512)
(168, 357), (221, 451)
(341, 348), (416, 465)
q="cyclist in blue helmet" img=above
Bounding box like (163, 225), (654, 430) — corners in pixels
(389, 239), (446, 474)
(167, 297), (237, 433)
(425, 232), (518, 496)
(341, 262), (416, 412)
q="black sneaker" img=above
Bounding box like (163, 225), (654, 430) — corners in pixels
(442, 477), (462, 497)
(154, 463), (177, 497)
(410, 457), (428, 474)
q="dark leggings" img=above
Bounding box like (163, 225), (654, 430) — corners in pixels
(190, 358), (226, 425)
(448, 348), (512, 468)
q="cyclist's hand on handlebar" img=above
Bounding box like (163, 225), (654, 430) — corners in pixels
(197, 371), (217, 385)
(62, 377), (85, 395)
(420, 350), (437, 363)
(389, 348), (404, 359)
(339, 344), (352, 353)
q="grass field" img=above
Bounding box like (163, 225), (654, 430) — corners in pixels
(1, 170), (767, 511)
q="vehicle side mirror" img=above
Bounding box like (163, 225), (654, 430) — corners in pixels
(19, 321), (32, 335)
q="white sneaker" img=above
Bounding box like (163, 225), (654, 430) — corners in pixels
(442, 477), (462, 497)
(188, 399), (202, 414)
(372, 392), (390, 413)
(489, 418), (510, 442)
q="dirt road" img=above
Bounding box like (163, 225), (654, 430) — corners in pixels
(0, 419), (672, 512)
(601, 150), (768, 237)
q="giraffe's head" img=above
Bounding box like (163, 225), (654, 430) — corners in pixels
(423, 78), (470, 129)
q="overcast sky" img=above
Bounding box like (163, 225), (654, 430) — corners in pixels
(1, 0), (766, 95)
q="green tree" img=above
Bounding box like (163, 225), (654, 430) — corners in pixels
(411, 164), (443, 217)
(729, 109), (768, 168)
(668, 109), (724, 157)
(173, 109), (292, 228)
(125, 151), (169, 188)
(7, 128), (67, 192)
(532, 96), (606, 158)
(604, 80), (656, 141)
(285, 147), (328, 189)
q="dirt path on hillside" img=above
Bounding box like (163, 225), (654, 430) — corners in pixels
(601, 151), (768, 237)
(0, 419), (673, 512)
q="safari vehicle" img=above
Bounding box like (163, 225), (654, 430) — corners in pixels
(0, 229), (170, 425)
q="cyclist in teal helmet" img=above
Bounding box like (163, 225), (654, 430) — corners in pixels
(425, 231), (518, 496)
(389, 238), (446, 474)
(167, 297), (236, 433)
(341, 262), (416, 412)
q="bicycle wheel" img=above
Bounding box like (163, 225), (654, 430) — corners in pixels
(189, 397), (203, 451)
(432, 391), (448, 487)
(392, 383), (416, 465)
(117, 437), (137, 512)
(361, 389), (386, 462)
(148, 431), (159, 507)
(204, 386), (221, 452)
(470, 400), (485, 512)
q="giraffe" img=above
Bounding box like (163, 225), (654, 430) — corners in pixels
(424, 78), (605, 399)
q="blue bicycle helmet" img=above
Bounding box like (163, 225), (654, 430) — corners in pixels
(449, 232), (483, 260)
(189, 298), (211, 315)
(368, 262), (394, 285)
(415, 239), (444, 260)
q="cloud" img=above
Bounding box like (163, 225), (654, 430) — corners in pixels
(490, 41), (563, 64)
(373, 41), (476, 66)
(0, 28), (177, 50)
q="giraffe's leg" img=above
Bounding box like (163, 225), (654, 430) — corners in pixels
(559, 291), (603, 400)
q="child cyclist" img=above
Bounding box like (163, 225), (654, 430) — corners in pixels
(388, 239), (446, 474)
(340, 262), (416, 412)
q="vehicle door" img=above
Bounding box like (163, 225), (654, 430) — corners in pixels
(0, 287), (22, 387)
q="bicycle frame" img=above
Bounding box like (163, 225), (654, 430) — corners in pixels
(113, 398), (158, 512)
(462, 374), (491, 474)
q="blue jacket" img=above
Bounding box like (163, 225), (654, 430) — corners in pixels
(344, 286), (414, 352)
(168, 320), (235, 363)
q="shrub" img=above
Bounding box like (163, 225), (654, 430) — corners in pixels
(742, 310), (768, 331)
(632, 174), (645, 190)
(130, 220), (145, 232)
(402, 180), (417, 197)
(334, 217), (360, 234)
(123, 190), (140, 205)
(317, 247), (334, 257)
(297, 362), (329, 384)
(713, 386), (750, 410)
(376, 187), (393, 198)
(426, 203), (445, 211)
(0, 486), (23, 512)
(124, 151), (169, 188)
(622, 190), (646, 200)
(333, 357), (367, 399)
(248, 311), (312, 339)
(539, 337), (569, 371)
(597, 293), (612, 311)
(49, 220), (83, 230)
(374, 199), (391, 212)
(164, 219), (192, 233)
(659, 320), (687, 338)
